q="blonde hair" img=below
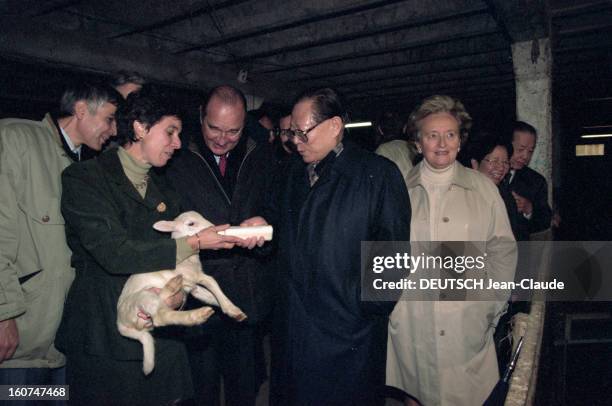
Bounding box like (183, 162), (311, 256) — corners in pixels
(409, 95), (472, 144)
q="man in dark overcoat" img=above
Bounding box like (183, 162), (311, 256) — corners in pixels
(506, 121), (552, 237)
(269, 88), (411, 405)
(164, 85), (275, 406)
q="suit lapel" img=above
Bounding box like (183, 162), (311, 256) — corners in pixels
(144, 172), (171, 211)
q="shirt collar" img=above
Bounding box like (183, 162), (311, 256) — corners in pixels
(306, 142), (344, 184)
(60, 126), (82, 158)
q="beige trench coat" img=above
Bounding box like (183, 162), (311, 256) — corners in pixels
(375, 139), (416, 180)
(387, 161), (517, 406)
(0, 114), (74, 368)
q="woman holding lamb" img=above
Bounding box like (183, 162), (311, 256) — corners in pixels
(56, 88), (244, 405)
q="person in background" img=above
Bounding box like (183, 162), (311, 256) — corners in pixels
(375, 111), (416, 179)
(110, 70), (147, 99)
(469, 134), (533, 374)
(247, 105), (275, 145)
(270, 113), (295, 160)
(387, 95), (516, 406)
(506, 121), (552, 237)
(0, 83), (119, 402)
(469, 135), (526, 242)
(269, 88), (410, 405)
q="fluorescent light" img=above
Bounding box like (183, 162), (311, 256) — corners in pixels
(576, 144), (604, 156)
(581, 134), (612, 139)
(345, 121), (372, 128)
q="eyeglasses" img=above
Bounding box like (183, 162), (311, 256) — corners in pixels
(205, 121), (243, 139)
(286, 120), (326, 143)
(482, 158), (510, 167)
(270, 128), (293, 139)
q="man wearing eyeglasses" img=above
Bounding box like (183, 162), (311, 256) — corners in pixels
(506, 121), (552, 236)
(268, 88), (411, 406)
(164, 85), (275, 406)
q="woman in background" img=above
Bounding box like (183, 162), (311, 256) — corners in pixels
(470, 136), (528, 242)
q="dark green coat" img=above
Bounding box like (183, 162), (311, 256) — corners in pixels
(56, 148), (192, 402)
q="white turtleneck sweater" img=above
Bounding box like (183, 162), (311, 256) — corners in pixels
(420, 159), (455, 240)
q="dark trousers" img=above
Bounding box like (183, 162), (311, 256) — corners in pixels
(65, 348), (193, 406)
(186, 317), (265, 406)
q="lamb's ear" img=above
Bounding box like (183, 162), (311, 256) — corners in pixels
(153, 220), (175, 232)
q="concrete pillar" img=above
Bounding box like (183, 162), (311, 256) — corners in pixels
(511, 38), (553, 204)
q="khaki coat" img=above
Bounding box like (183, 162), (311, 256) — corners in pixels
(0, 114), (74, 368)
(375, 139), (416, 180)
(387, 161), (517, 406)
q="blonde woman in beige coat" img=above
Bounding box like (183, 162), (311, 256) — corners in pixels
(386, 95), (517, 406)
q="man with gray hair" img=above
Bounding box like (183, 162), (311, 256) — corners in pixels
(0, 82), (120, 390)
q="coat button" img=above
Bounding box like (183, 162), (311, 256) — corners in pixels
(42, 215), (50, 223)
(440, 330), (445, 336)
(442, 217), (450, 222)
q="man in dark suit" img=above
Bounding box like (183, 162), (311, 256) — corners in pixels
(164, 85), (274, 406)
(507, 121), (552, 237)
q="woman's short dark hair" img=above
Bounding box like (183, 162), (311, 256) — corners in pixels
(116, 87), (182, 146)
(294, 87), (349, 124)
(469, 132), (514, 163)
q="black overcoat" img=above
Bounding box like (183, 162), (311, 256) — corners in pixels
(56, 148), (192, 403)
(508, 166), (552, 235)
(270, 142), (411, 405)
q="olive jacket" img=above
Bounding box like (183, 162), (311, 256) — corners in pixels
(0, 114), (74, 368)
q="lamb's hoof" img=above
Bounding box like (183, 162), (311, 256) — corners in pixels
(192, 306), (215, 324)
(227, 306), (247, 322)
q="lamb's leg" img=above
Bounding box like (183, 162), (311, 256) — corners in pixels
(117, 324), (156, 375)
(158, 274), (183, 302)
(153, 305), (215, 327)
(190, 285), (220, 306)
(192, 274), (247, 321)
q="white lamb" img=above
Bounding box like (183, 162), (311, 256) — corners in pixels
(116, 211), (247, 375)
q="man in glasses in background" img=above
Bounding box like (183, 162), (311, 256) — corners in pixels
(164, 85), (275, 406)
(269, 112), (295, 168)
(268, 88), (411, 406)
(506, 121), (552, 237)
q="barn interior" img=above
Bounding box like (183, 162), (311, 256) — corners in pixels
(1, 1), (611, 404)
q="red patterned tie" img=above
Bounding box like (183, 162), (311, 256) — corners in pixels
(218, 154), (227, 177)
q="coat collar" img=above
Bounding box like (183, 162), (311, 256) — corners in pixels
(43, 113), (63, 149)
(406, 160), (474, 190)
(97, 147), (169, 210)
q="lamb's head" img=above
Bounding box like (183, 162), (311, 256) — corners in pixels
(153, 211), (215, 239)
